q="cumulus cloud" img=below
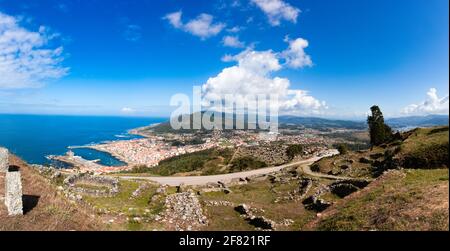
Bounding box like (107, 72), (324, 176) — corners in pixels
(281, 37), (313, 68)
(163, 11), (225, 39)
(202, 47), (326, 115)
(401, 88), (449, 115)
(0, 12), (68, 89)
(251, 0), (300, 26)
(222, 35), (245, 48)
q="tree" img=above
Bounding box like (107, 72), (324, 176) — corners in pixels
(286, 144), (304, 159)
(336, 143), (348, 155)
(367, 105), (393, 146)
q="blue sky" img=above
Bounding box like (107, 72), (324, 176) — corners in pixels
(0, 0), (448, 119)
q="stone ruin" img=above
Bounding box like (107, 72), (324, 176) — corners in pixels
(1, 147), (24, 216)
(63, 173), (119, 197)
(234, 204), (276, 230)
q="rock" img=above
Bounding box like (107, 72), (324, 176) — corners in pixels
(223, 188), (232, 194)
(51, 171), (62, 180)
(234, 204), (250, 215)
(176, 184), (186, 193)
(5, 170), (23, 215)
(247, 216), (276, 230)
(0, 147), (8, 173)
(280, 219), (294, 226)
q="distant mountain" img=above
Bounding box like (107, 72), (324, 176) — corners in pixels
(148, 113), (368, 133)
(278, 116), (367, 130)
(386, 115), (449, 129)
(147, 113), (449, 134)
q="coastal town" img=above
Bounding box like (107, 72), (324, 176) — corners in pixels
(45, 124), (355, 175)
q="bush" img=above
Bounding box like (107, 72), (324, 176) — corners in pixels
(286, 144), (304, 159)
(230, 157), (267, 172)
(336, 143), (349, 155)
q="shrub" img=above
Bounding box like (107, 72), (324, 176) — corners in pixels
(230, 157), (267, 172)
(336, 143), (349, 155)
(286, 144), (304, 159)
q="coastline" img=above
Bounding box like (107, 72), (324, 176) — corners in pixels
(64, 122), (164, 168)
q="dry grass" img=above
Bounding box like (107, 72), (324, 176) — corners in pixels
(0, 155), (103, 231)
(306, 169), (449, 231)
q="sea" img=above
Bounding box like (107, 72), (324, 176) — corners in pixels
(0, 114), (166, 167)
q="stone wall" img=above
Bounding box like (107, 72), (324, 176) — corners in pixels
(63, 173), (119, 197)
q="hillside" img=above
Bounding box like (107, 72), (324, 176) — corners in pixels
(305, 126), (449, 230)
(0, 155), (102, 230)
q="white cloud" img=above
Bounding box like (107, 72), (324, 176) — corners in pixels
(164, 11), (183, 28)
(0, 12), (68, 89)
(281, 37), (313, 68)
(163, 11), (225, 39)
(202, 47), (326, 115)
(401, 88), (449, 115)
(222, 35), (245, 48)
(121, 107), (136, 113)
(251, 0), (300, 26)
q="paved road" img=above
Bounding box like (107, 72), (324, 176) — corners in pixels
(116, 150), (339, 186)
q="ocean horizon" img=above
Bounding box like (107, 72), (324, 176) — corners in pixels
(0, 114), (167, 166)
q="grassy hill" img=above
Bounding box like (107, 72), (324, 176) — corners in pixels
(308, 168), (448, 230)
(305, 126), (449, 230)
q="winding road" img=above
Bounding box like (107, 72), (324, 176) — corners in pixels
(115, 150), (343, 186)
